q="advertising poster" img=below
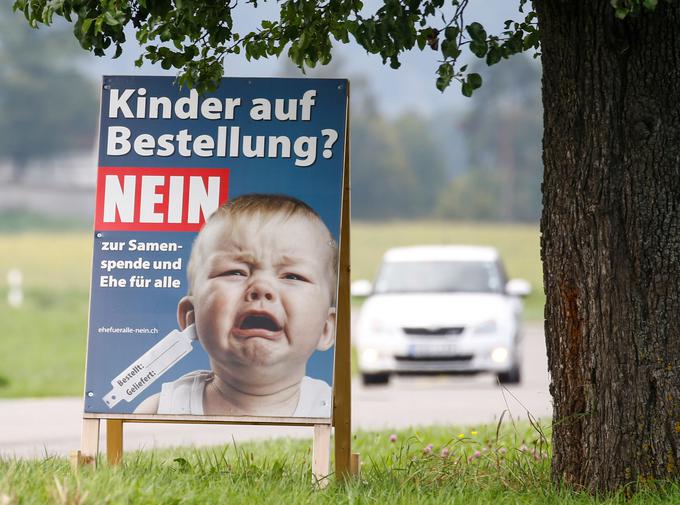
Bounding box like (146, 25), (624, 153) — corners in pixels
(84, 76), (348, 421)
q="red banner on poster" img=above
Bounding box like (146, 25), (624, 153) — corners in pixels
(94, 167), (229, 231)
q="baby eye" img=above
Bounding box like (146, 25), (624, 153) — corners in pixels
(222, 269), (247, 277)
(283, 273), (309, 282)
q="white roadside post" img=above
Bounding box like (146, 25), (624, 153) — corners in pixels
(7, 269), (23, 308)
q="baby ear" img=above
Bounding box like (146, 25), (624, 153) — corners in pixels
(177, 296), (195, 330)
(316, 308), (336, 351)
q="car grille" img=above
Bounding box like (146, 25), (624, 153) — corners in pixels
(395, 354), (473, 362)
(402, 326), (465, 336)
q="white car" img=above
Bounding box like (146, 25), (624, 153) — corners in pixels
(353, 245), (531, 386)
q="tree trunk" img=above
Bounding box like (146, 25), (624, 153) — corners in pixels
(534, 0), (680, 493)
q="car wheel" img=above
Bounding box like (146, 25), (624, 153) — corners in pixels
(361, 373), (390, 386)
(497, 365), (521, 385)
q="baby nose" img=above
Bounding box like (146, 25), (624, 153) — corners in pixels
(245, 281), (275, 302)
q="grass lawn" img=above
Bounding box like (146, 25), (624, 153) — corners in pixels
(0, 222), (543, 398)
(2, 423), (677, 504)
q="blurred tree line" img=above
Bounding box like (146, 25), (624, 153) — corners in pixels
(284, 53), (542, 223)
(435, 57), (542, 222)
(0, 2), (99, 180)
(1, 0), (541, 223)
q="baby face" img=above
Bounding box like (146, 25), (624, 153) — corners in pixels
(186, 213), (336, 379)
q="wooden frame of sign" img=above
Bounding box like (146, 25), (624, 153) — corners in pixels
(72, 86), (357, 484)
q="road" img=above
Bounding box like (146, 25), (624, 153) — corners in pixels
(0, 324), (550, 459)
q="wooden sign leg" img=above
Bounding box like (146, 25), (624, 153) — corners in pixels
(333, 89), (353, 480)
(350, 453), (361, 476)
(107, 419), (124, 465)
(312, 424), (331, 487)
(71, 418), (100, 468)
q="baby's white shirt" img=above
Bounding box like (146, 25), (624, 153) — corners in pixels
(155, 371), (331, 417)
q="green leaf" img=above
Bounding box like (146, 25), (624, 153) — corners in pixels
(486, 45), (502, 65)
(436, 76), (450, 92)
(81, 18), (93, 35)
(441, 39), (460, 59)
(467, 72), (482, 89)
(523, 30), (540, 50)
(137, 27), (149, 44)
(466, 22), (487, 43)
(469, 39), (487, 58)
(461, 81), (473, 97)
(436, 62), (453, 91)
(103, 11), (120, 27)
(444, 26), (459, 41)
(643, 0), (657, 10)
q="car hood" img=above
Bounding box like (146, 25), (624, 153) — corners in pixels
(360, 292), (516, 328)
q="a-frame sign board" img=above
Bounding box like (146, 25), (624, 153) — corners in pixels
(73, 76), (357, 482)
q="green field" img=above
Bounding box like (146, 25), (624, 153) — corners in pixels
(0, 222), (543, 398)
(0, 233), (92, 397)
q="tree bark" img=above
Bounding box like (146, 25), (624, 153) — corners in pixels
(534, 0), (680, 493)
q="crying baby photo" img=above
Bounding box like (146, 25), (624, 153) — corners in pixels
(134, 193), (338, 418)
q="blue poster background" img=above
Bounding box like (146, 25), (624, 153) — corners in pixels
(84, 76), (347, 415)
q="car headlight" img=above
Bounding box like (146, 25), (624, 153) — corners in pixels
(474, 319), (498, 335)
(361, 348), (380, 364)
(491, 347), (509, 363)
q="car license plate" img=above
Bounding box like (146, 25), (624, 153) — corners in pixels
(408, 343), (458, 357)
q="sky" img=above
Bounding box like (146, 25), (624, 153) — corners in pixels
(83, 0), (526, 117)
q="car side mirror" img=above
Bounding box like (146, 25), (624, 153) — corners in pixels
(506, 278), (531, 297)
(351, 279), (373, 297)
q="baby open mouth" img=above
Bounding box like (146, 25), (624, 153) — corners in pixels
(238, 314), (282, 333)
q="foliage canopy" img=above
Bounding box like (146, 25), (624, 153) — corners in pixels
(12, 1), (661, 96)
(12, 0), (541, 95)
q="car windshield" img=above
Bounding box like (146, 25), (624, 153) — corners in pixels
(374, 260), (504, 294)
